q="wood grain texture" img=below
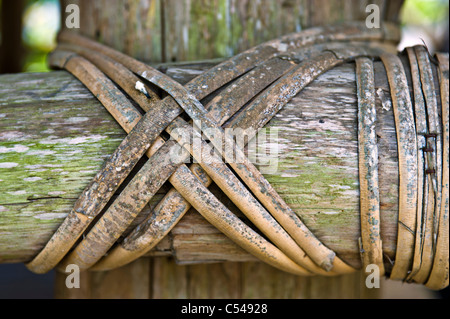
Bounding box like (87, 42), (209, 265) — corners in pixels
(0, 60), (411, 271)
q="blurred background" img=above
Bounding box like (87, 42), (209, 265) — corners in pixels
(0, 0), (449, 298)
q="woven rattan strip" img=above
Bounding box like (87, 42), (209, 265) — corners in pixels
(381, 53), (418, 281)
(28, 22), (387, 275)
(55, 52), (316, 275)
(426, 52), (449, 290)
(356, 57), (384, 276)
(405, 46), (430, 283)
(24, 22), (449, 290)
(53, 26), (394, 274)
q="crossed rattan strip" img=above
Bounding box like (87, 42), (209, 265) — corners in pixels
(355, 57), (385, 275)
(30, 22), (400, 276)
(381, 53), (418, 281)
(227, 46), (389, 133)
(93, 42), (391, 273)
(50, 49), (318, 275)
(88, 56), (304, 271)
(28, 21), (396, 272)
(103, 46), (386, 276)
(26, 33), (283, 274)
(57, 34), (367, 274)
(47, 50), (315, 275)
(67, 43), (385, 274)
(51, 52), (311, 273)
(55, 41), (372, 276)
(405, 47), (431, 283)
(426, 53), (449, 290)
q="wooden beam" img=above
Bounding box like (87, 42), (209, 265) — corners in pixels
(0, 59), (428, 270)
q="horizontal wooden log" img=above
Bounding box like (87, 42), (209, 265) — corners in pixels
(0, 59), (426, 270)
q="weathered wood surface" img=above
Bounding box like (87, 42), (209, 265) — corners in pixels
(0, 60), (409, 271)
(60, 0), (403, 63)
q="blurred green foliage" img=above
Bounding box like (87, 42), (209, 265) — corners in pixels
(401, 0), (449, 26)
(22, 0), (59, 72)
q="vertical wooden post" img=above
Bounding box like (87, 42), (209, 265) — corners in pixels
(60, 0), (403, 63)
(55, 0), (405, 299)
(56, 257), (382, 299)
(55, 258), (151, 299)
